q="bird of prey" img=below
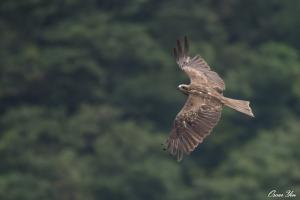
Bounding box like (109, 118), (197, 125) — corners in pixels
(165, 36), (254, 161)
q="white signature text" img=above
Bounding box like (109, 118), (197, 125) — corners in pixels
(268, 190), (296, 198)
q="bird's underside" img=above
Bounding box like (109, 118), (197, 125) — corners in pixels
(166, 36), (254, 161)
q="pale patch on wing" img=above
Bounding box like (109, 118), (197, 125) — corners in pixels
(182, 56), (225, 91)
(188, 55), (225, 91)
(173, 37), (225, 91)
(189, 55), (211, 70)
(182, 66), (208, 85)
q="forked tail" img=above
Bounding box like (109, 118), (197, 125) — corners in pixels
(222, 97), (254, 117)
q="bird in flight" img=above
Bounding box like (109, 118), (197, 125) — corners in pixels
(165, 36), (254, 161)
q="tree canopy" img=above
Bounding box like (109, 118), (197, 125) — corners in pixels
(0, 0), (299, 199)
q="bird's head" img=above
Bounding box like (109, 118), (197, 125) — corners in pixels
(178, 84), (190, 95)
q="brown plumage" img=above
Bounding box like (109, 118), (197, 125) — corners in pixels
(166, 36), (254, 161)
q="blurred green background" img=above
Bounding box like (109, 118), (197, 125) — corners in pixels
(0, 0), (300, 199)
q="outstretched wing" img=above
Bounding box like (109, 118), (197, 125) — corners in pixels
(166, 94), (222, 161)
(173, 36), (225, 92)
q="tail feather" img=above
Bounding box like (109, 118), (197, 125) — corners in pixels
(222, 97), (254, 117)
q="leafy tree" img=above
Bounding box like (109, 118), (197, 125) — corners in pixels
(193, 120), (300, 200)
(0, 0), (299, 199)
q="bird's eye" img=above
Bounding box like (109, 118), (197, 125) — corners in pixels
(182, 86), (188, 90)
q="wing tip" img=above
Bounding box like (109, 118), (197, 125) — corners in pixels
(174, 35), (190, 60)
(184, 35), (189, 54)
(176, 39), (182, 55)
(165, 137), (187, 162)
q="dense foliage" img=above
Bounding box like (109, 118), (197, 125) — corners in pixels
(0, 0), (299, 199)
